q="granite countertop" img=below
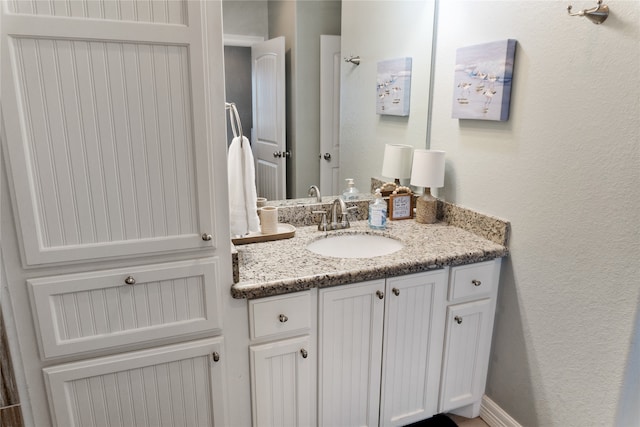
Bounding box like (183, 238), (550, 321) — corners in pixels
(231, 218), (509, 299)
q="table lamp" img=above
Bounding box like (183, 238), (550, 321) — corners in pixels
(410, 149), (445, 224)
(381, 144), (413, 185)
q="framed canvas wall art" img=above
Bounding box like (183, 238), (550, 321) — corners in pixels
(452, 39), (517, 121)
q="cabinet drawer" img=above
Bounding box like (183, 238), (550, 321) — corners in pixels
(249, 292), (311, 340)
(448, 260), (498, 302)
(29, 259), (222, 359)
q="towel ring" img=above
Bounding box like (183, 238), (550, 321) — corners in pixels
(226, 102), (244, 147)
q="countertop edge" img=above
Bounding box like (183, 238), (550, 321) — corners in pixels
(231, 247), (508, 299)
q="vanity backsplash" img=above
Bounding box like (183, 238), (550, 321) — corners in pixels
(267, 196), (509, 246)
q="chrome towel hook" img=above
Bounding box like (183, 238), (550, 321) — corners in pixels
(344, 55), (361, 66)
(567, 0), (609, 24)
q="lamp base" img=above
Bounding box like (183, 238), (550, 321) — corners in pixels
(415, 189), (437, 224)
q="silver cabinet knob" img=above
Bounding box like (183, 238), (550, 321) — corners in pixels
(279, 314), (288, 323)
(454, 315), (463, 324)
(392, 288), (400, 296)
(300, 349), (308, 359)
(273, 151), (282, 158)
(124, 276), (136, 285)
(472, 279), (482, 287)
(212, 352), (220, 362)
(376, 290), (384, 299)
(201, 233), (212, 241)
(323, 152), (331, 161)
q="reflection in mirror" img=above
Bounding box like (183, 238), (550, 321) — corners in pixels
(222, 0), (436, 204)
(222, 0), (341, 201)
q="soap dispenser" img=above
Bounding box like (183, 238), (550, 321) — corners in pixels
(342, 178), (360, 201)
(368, 188), (387, 230)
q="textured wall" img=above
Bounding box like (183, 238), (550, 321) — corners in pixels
(339, 0), (435, 190)
(223, 45), (253, 144)
(290, 0), (341, 198)
(429, 1), (640, 425)
(222, 0), (268, 39)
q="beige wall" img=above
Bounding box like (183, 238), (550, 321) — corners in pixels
(291, 0), (341, 198)
(222, 0), (268, 39)
(429, 1), (640, 425)
(339, 0), (436, 189)
(269, 0), (342, 198)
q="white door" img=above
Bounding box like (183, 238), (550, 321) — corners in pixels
(380, 271), (447, 426)
(320, 35), (341, 196)
(250, 336), (313, 427)
(318, 279), (385, 427)
(44, 338), (228, 427)
(439, 298), (493, 413)
(1, 1), (223, 266)
(252, 37), (286, 200)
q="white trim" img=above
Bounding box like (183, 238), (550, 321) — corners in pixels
(223, 33), (264, 47)
(480, 395), (523, 427)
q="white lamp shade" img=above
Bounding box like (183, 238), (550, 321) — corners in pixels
(381, 144), (413, 179)
(410, 149), (445, 188)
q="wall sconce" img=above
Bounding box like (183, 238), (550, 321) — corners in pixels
(410, 149), (445, 224)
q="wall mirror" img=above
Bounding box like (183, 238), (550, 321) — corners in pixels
(222, 0), (437, 203)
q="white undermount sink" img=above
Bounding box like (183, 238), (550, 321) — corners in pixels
(306, 234), (403, 259)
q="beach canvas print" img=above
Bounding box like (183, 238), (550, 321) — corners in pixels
(452, 39), (517, 121)
(377, 57), (412, 116)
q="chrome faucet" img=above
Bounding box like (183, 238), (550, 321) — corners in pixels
(313, 198), (358, 233)
(331, 198), (348, 229)
(308, 185), (322, 203)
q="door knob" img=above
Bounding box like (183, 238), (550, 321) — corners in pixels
(323, 153), (331, 161)
(273, 151), (291, 158)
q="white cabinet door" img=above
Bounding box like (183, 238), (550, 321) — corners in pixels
(44, 337), (227, 427)
(439, 298), (494, 415)
(29, 258), (222, 359)
(1, 1), (223, 265)
(380, 270), (447, 427)
(318, 279), (385, 427)
(250, 335), (313, 427)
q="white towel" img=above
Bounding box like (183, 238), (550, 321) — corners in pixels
(228, 135), (261, 236)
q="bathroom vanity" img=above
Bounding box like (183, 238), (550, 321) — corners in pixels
(233, 203), (509, 427)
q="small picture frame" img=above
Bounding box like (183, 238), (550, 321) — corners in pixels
(388, 193), (414, 220)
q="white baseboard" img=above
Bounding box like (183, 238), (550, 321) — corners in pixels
(480, 395), (522, 427)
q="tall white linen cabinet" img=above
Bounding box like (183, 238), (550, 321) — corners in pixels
(0, 1), (233, 426)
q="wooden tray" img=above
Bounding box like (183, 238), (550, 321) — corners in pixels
(231, 224), (296, 245)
